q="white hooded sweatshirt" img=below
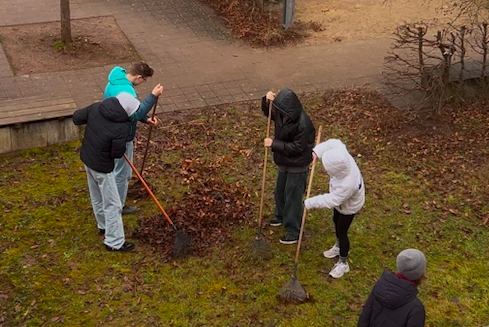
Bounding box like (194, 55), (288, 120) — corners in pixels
(304, 139), (365, 214)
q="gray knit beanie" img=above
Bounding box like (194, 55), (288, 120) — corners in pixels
(115, 92), (140, 117)
(396, 249), (426, 281)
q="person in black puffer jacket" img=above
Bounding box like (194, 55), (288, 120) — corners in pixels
(73, 92), (140, 252)
(357, 249), (427, 327)
(261, 88), (316, 244)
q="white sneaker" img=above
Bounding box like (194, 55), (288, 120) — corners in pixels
(323, 245), (340, 258)
(329, 261), (350, 278)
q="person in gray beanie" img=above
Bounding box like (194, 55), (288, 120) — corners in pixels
(73, 93), (140, 252)
(357, 248), (426, 327)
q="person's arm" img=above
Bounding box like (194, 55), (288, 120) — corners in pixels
(131, 93), (157, 122)
(260, 91), (276, 120)
(131, 83), (164, 123)
(305, 185), (353, 210)
(271, 125), (306, 156)
(406, 304), (426, 327)
(72, 105), (91, 125)
(357, 290), (375, 327)
(111, 133), (128, 159)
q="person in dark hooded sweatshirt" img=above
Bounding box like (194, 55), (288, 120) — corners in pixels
(357, 249), (427, 327)
(73, 92), (141, 252)
(261, 88), (315, 244)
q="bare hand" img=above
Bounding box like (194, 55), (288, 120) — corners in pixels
(151, 84), (164, 97)
(266, 91), (276, 102)
(146, 117), (157, 125)
(264, 138), (273, 147)
(312, 152), (318, 160)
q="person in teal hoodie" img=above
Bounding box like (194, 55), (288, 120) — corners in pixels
(104, 62), (164, 215)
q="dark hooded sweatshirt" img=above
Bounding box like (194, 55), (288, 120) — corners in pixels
(357, 271), (426, 327)
(73, 97), (130, 173)
(261, 88), (315, 169)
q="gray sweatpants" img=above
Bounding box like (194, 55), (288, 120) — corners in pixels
(85, 165), (125, 249)
(113, 141), (134, 206)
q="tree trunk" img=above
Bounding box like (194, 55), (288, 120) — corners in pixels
(60, 0), (72, 43)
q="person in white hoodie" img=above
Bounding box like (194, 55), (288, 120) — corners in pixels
(304, 139), (365, 278)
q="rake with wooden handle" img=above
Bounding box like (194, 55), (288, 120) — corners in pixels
(124, 154), (191, 258)
(140, 96), (158, 175)
(249, 100), (274, 260)
(276, 125), (322, 304)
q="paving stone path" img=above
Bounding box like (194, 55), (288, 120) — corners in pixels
(0, 0), (391, 113)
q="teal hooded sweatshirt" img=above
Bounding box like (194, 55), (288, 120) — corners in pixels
(104, 66), (157, 141)
(104, 67), (137, 99)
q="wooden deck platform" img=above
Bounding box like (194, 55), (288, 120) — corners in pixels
(0, 93), (80, 154)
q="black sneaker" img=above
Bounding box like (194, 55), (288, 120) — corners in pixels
(105, 242), (135, 252)
(122, 206), (137, 215)
(269, 218), (283, 227)
(279, 235), (298, 245)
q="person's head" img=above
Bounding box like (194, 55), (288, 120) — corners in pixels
(319, 139), (350, 178)
(116, 92), (140, 117)
(126, 62), (154, 86)
(396, 249), (426, 286)
(272, 88), (303, 121)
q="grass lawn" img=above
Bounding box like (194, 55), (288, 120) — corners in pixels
(1, 87), (488, 326)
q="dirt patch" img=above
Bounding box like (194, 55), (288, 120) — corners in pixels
(200, 0), (466, 47)
(295, 0), (459, 45)
(0, 16), (140, 75)
(200, 0), (321, 47)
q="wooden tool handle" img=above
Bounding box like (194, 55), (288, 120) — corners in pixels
(294, 125), (322, 264)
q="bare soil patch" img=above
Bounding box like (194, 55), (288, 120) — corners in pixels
(199, 0), (321, 47)
(0, 16), (140, 75)
(295, 0), (459, 45)
(200, 0), (463, 47)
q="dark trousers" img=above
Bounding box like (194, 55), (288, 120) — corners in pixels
(274, 170), (307, 239)
(333, 208), (356, 258)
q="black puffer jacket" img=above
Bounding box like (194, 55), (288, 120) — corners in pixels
(261, 89), (315, 167)
(357, 271), (426, 327)
(73, 98), (130, 173)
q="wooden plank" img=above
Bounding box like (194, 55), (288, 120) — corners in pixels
(0, 93), (73, 108)
(0, 97), (76, 114)
(0, 93), (79, 126)
(0, 102), (77, 119)
(1, 106), (78, 126)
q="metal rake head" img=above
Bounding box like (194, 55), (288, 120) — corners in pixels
(172, 230), (191, 258)
(276, 276), (310, 304)
(250, 237), (273, 260)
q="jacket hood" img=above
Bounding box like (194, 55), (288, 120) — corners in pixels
(314, 139), (347, 158)
(99, 97), (129, 123)
(272, 88), (303, 121)
(322, 147), (351, 178)
(374, 271), (419, 309)
(115, 92), (140, 117)
(108, 66), (131, 86)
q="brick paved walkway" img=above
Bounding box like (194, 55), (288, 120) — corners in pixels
(0, 0), (391, 113)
